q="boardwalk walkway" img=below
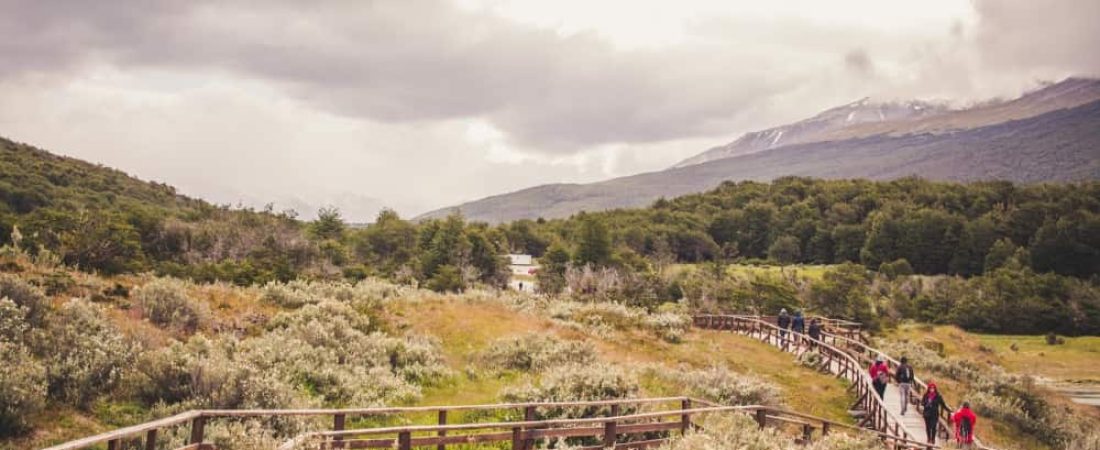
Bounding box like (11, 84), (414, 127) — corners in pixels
(696, 314), (988, 449)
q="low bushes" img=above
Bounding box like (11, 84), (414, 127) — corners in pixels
(655, 413), (880, 450)
(43, 299), (138, 408)
(545, 301), (690, 343)
(133, 278), (210, 331)
(0, 342), (46, 437)
(659, 366), (782, 407)
(0, 274), (48, 327)
(480, 333), (598, 372)
(502, 363), (639, 419)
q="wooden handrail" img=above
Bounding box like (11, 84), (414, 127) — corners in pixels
(48, 314), (983, 450)
(42, 398), (689, 450)
(818, 330), (995, 450)
(692, 314), (918, 444)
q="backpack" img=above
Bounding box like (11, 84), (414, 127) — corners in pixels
(959, 416), (973, 437)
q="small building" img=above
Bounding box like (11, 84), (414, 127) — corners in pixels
(506, 254), (538, 276)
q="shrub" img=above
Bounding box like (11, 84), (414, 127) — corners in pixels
(261, 279), (397, 310)
(480, 334), (597, 372)
(642, 311), (691, 343)
(667, 366), (782, 406)
(0, 342), (46, 437)
(133, 278), (210, 331)
(0, 297), (29, 344)
(502, 363), (638, 419)
(43, 299), (138, 407)
(656, 413), (880, 450)
(0, 274), (48, 327)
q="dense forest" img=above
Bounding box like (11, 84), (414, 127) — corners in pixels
(3, 137), (1100, 334)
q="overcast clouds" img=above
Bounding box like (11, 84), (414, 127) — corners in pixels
(0, 0), (1097, 220)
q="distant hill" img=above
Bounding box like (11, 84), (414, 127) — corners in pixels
(419, 78), (1100, 223)
(0, 137), (312, 278)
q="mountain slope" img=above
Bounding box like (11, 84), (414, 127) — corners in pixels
(674, 98), (949, 168)
(675, 77), (1100, 169)
(419, 97), (1100, 223)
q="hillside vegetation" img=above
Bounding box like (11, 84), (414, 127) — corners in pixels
(0, 250), (854, 448)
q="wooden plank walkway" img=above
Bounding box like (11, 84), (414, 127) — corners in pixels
(881, 383), (928, 443)
(755, 329), (933, 444)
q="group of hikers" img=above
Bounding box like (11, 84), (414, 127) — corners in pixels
(776, 308), (822, 345)
(776, 308), (979, 447)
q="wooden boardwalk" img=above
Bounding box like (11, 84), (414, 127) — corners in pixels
(881, 383), (928, 443)
(702, 316), (966, 448)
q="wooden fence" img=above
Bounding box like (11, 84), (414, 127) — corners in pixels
(45, 315), (984, 450)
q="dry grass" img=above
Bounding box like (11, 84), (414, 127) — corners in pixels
(885, 323), (1100, 450)
(391, 296), (854, 424)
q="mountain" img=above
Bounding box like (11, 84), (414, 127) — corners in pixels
(673, 98), (949, 168)
(675, 77), (1100, 168)
(419, 78), (1100, 223)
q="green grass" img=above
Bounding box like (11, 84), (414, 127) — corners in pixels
(885, 324), (1100, 450)
(667, 263), (836, 281)
(393, 297), (855, 425)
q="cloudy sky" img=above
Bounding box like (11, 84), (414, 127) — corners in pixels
(1, 0), (1097, 221)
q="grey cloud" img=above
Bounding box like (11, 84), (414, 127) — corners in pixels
(972, 0), (1100, 75)
(844, 49), (874, 76)
(0, 0), (799, 152)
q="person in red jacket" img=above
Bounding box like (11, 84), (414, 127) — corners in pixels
(953, 401), (978, 447)
(869, 355), (890, 399)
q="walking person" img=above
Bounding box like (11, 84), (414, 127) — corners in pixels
(952, 401), (978, 448)
(792, 311), (805, 335)
(869, 355), (890, 399)
(777, 308), (791, 344)
(895, 356), (915, 415)
(921, 382), (946, 445)
(807, 318), (822, 349)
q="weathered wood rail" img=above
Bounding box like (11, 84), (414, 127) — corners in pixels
(694, 314), (994, 450)
(43, 397), (948, 450)
(44, 315), (982, 450)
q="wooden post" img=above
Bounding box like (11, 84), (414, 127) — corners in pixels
(523, 405), (537, 450)
(680, 398), (691, 434)
(398, 431), (412, 450)
(512, 426), (523, 449)
(333, 413), (346, 449)
(603, 417), (617, 447)
(821, 422), (830, 436)
(189, 416), (206, 445)
(437, 410), (448, 450)
(144, 429), (157, 450)
(107, 439), (119, 450)
(755, 409), (767, 429)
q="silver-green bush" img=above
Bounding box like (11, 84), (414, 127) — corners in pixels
(664, 366), (783, 407)
(133, 278), (210, 331)
(0, 274), (48, 327)
(44, 299), (137, 407)
(480, 333), (598, 372)
(0, 342), (46, 436)
(656, 413), (880, 450)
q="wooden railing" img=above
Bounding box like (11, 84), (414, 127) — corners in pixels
(694, 314), (995, 450)
(821, 330), (993, 450)
(693, 315), (916, 442)
(46, 315), (973, 450)
(45, 397), (943, 450)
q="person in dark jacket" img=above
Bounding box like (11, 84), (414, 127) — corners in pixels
(792, 311), (805, 335)
(922, 382), (946, 444)
(895, 356), (915, 415)
(777, 308), (791, 342)
(807, 318), (822, 349)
